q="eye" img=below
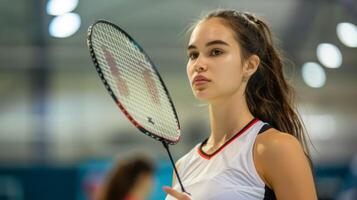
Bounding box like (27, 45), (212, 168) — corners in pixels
(210, 49), (223, 56)
(188, 52), (199, 60)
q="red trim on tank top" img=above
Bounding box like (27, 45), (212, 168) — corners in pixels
(197, 118), (259, 160)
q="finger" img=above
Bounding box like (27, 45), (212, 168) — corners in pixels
(163, 186), (191, 200)
(163, 186), (182, 197)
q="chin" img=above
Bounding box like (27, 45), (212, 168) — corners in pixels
(193, 91), (216, 101)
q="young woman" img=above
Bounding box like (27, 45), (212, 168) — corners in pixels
(163, 10), (317, 200)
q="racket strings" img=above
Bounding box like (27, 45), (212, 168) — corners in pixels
(90, 22), (180, 142)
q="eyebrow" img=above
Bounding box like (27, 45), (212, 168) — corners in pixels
(187, 40), (230, 50)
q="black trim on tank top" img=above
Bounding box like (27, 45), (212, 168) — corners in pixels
(258, 123), (272, 134)
(263, 185), (276, 200)
(258, 123), (276, 200)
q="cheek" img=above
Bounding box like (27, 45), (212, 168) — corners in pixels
(216, 56), (242, 77)
(186, 62), (193, 80)
(214, 58), (244, 88)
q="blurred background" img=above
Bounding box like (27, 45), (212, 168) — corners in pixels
(0, 0), (356, 199)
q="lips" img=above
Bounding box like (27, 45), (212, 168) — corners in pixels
(192, 75), (211, 85)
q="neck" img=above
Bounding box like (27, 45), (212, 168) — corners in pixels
(207, 91), (254, 147)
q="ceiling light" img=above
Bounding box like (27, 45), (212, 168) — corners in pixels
(302, 62), (326, 88)
(46, 0), (79, 16)
(316, 43), (342, 69)
(337, 22), (357, 48)
(49, 13), (81, 38)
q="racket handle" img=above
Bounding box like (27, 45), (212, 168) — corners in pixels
(162, 141), (189, 194)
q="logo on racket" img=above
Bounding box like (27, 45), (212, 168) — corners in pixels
(142, 66), (160, 105)
(147, 117), (155, 125)
(101, 45), (129, 97)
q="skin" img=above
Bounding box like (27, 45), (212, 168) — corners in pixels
(163, 17), (317, 199)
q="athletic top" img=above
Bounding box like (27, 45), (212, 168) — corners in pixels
(165, 118), (276, 200)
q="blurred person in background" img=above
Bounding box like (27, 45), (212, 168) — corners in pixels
(96, 156), (155, 200)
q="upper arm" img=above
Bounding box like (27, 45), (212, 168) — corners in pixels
(255, 131), (317, 200)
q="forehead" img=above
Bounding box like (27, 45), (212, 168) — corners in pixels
(189, 18), (237, 47)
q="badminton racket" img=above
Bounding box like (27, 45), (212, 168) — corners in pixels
(87, 20), (187, 193)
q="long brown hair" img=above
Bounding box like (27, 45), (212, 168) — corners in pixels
(191, 10), (312, 158)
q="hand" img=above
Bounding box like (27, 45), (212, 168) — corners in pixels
(163, 186), (192, 200)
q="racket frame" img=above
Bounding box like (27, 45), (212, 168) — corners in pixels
(87, 20), (181, 145)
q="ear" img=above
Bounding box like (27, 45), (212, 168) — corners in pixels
(243, 54), (260, 79)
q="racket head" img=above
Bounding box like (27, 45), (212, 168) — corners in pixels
(87, 20), (181, 145)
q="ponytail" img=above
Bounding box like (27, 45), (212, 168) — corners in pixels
(203, 10), (312, 157)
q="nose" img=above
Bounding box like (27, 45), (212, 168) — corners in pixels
(196, 65), (205, 72)
(193, 56), (207, 72)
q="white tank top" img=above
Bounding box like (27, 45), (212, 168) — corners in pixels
(165, 119), (276, 200)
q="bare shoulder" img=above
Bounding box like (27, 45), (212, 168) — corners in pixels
(254, 128), (306, 173)
(253, 129), (300, 185)
(255, 128), (303, 155)
(253, 128), (317, 199)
